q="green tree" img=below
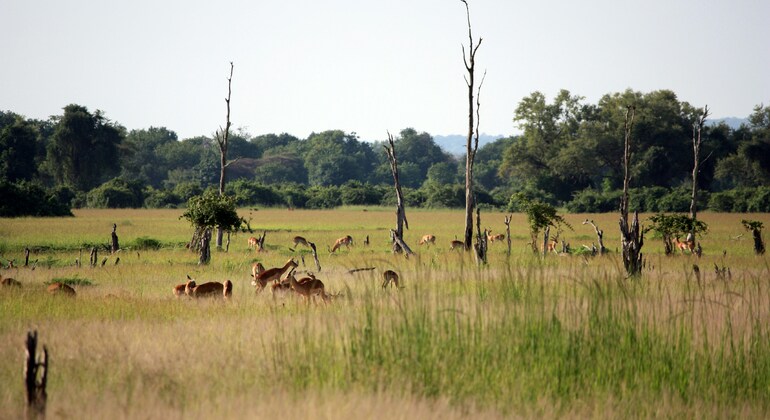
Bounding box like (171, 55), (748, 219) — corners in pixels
(0, 116), (39, 182)
(181, 189), (243, 264)
(46, 104), (124, 191)
(120, 126), (178, 187)
(645, 214), (708, 255)
(303, 130), (376, 186)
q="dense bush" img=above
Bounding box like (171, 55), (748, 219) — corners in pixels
(0, 180), (73, 217)
(86, 178), (144, 208)
(339, 181), (385, 206)
(567, 189), (620, 213)
(226, 180), (283, 207)
(709, 187), (770, 212)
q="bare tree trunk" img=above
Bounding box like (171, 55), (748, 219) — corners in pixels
(582, 219), (606, 255)
(504, 214), (512, 257)
(24, 330), (48, 419)
(542, 226), (550, 258)
(384, 132), (413, 256)
(460, 0), (484, 251)
(111, 223), (119, 254)
(619, 106), (644, 276)
(473, 207), (487, 264)
(308, 242), (322, 272)
(89, 247), (97, 267)
(216, 62), (234, 250)
(690, 105), (709, 244)
(199, 228), (211, 265)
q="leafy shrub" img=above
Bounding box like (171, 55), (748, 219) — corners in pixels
(567, 189), (620, 213)
(339, 181), (384, 206)
(134, 236), (162, 250)
(143, 188), (181, 208)
(0, 180), (73, 217)
(226, 180), (283, 207)
(86, 178), (144, 208)
(305, 186), (342, 209)
(46, 276), (94, 286)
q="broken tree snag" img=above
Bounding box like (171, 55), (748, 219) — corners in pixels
(89, 247), (97, 267)
(24, 330), (48, 419)
(504, 214), (512, 258)
(384, 132), (413, 256)
(308, 242), (322, 272)
(111, 223), (120, 254)
(215, 61), (235, 250)
(582, 219), (606, 255)
(542, 226), (550, 258)
(619, 105), (644, 276)
(347, 267), (376, 274)
(256, 230), (267, 253)
(473, 207), (487, 264)
(199, 227), (212, 265)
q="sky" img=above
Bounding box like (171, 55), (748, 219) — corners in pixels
(1, 0), (768, 142)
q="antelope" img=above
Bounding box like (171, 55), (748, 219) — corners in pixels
(223, 280), (233, 300)
(247, 237), (258, 249)
(288, 272), (330, 304)
(271, 273), (314, 299)
(173, 283), (187, 297)
(1, 274), (21, 287)
(487, 230), (505, 243)
(450, 240), (465, 251)
(184, 277), (229, 299)
(292, 236), (310, 248)
(251, 259), (299, 293)
(382, 270), (400, 289)
(545, 239), (559, 253)
(674, 237), (695, 253)
(47, 282), (76, 296)
(251, 262), (266, 280)
(418, 234), (436, 246)
(330, 235), (353, 253)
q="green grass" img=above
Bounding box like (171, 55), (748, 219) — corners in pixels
(1, 209), (769, 418)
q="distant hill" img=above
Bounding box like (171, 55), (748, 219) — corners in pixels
(433, 134), (506, 156)
(709, 117), (747, 130)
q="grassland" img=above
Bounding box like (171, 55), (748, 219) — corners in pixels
(1, 208), (769, 419)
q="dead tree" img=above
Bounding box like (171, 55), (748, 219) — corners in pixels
(215, 62), (235, 250)
(110, 223), (119, 254)
(473, 207), (488, 264)
(89, 247), (97, 267)
(24, 247), (30, 267)
(308, 242), (322, 272)
(24, 330), (48, 419)
(690, 105), (710, 242)
(255, 230), (267, 253)
(460, 0), (485, 251)
(582, 219), (606, 255)
(199, 228), (212, 265)
(619, 106), (644, 277)
(384, 132), (414, 256)
(504, 214), (512, 257)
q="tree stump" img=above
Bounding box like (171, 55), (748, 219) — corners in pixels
(24, 330), (48, 419)
(110, 223), (119, 254)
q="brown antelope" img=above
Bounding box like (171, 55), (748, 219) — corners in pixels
(288, 272), (330, 304)
(674, 237), (695, 253)
(330, 235), (353, 253)
(1, 274), (21, 287)
(223, 280), (233, 300)
(247, 237), (258, 249)
(487, 231), (505, 243)
(418, 234), (436, 246)
(173, 283), (187, 297)
(450, 240), (465, 251)
(184, 276), (226, 298)
(382, 270), (400, 289)
(271, 273), (314, 298)
(251, 259), (299, 293)
(545, 239), (559, 253)
(47, 282), (76, 296)
(292, 236), (310, 248)
(251, 262), (266, 280)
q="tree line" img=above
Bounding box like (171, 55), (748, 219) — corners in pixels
(1, 89), (769, 217)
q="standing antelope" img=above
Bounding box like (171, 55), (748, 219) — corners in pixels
(450, 240), (465, 251)
(251, 262), (266, 280)
(330, 235), (353, 253)
(487, 231), (505, 243)
(419, 234), (436, 246)
(272, 273), (314, 299)
(251, 259), (299, 293)
(674, 237), (695, 253)
(247, 237), (258, 249)
(288, 272), (330, 304)
(382, 270), (400, 289)
(544, 239), (559, 253)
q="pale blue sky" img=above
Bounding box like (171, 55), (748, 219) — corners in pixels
(1, 0), (768, 141)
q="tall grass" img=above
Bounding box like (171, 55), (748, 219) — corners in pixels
(1, 209), (769, 418)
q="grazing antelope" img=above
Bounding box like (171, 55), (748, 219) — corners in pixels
(419, 234), (436, 246)
(292, 236), (310, 248)
(1, 274), (21, 287)
(184, 276), (226, 298)
(247, 237), (258, 249)
(288, 272), (330, 304)
(674, 237), (695, 253)
(272, 273), (314, 299)
(47, 282), (76, 296)
(173, 283), (187, 297)
(251, 259), (299, 293)
(330, 235), (353, 253)
(487, 231), (505, 243)
(382, 270), (400, 289)
(450, 240), (465, 251)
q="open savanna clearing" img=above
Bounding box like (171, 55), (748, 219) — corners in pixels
(1, 208), (769, 419)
